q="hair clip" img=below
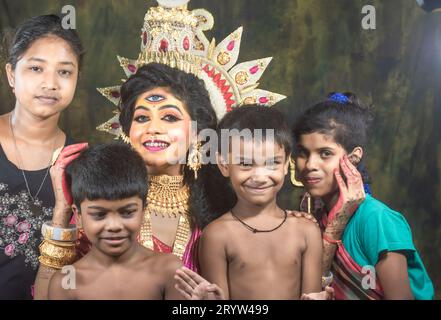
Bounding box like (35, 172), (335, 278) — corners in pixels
(328, 93), (349, 104)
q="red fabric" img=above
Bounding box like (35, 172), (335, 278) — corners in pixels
(152, 235), (173, 253)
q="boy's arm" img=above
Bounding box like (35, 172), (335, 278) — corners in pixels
(164, 257), (185, 300)
(376, 251), (414, 300)
(47, 271), (72, 300)
(198, 223), (230, 299)
(34, 265), (58, 300)
(301, 221), (323, 295)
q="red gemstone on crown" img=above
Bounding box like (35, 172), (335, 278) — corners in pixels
(250, 65), (259, 75)
(259, 97), (269, 104)
(143, 32), (148, 46)
(111, 91), (120, 99)
(227, 40), (235, 51)
(160, 39), (169, 52)
(183, 36), (190, 51)
(128, 64), (137, 73)
(111, 123), (120, 130)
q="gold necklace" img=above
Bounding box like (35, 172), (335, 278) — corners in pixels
(146, 175), (189, 218)
(139, 175), (191, 259)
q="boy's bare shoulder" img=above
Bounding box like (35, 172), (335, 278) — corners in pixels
(145, 250), (183, 276)
(285, 210), (321, 232)
(48, 269), (75, 300)
(202, 211), (236, 239)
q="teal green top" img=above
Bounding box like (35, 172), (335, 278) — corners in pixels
(341, 194), (434, 300)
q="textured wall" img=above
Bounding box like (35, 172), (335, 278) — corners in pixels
(1, 0), (440, 298)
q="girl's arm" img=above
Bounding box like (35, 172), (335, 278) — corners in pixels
(34, 143), (88, 300)
(322, 156), (366, 273)
(376, 251), (414, 300)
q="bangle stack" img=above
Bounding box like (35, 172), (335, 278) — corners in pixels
(38, 221), (78, 270)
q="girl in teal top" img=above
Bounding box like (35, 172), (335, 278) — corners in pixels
(292, 92), (434, 300)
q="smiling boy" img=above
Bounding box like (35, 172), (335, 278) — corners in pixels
(196, 106), (323, 300)
(48, 143), (183, 299)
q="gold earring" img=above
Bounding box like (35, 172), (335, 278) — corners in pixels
(300, 192), (313, 214)
(289, 156), (304, 187)
(119, 131), (131, 145)
(187, 140), (202, 180)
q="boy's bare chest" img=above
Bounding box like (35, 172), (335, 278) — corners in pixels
(73, 269), (164, 300)
(226, 228), (304, 271)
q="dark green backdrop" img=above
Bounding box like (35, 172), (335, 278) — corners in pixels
(1, 0), (440, 298)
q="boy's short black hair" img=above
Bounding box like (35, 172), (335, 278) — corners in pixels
(67, 143), (148, 209)
(217, 105), (293, 158)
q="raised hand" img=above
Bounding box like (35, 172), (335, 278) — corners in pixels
(325, 155), (365, 236)
(301, 286), (334, 300)
(175, 267), (225, 300)
(50, 143), (88, 227)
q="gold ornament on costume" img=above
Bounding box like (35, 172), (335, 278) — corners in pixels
(139, 175), (191, 259)
(146, 175), (189, 218)
(97, 0), (286, 139)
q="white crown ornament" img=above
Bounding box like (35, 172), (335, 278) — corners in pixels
(97, 0), (286, 138)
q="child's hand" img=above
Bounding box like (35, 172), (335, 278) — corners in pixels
(325, 155), (365, 237)
(174, 267), (225, 300)
(50, 143), (88, 226)
(301, 286), (334, 300)
(287, 210), (318, 226)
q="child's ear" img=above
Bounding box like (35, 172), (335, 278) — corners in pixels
(5, 63), (15, 89)
(216, 152), (230, 177)
(348, 147), (363, 165)
(283, 156), (290, 175)
(71, 204), (83, 229)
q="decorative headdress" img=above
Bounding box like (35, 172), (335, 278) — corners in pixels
(97, 0), (286, 139)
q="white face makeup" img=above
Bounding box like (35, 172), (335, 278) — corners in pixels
(129, 87), (192, 175)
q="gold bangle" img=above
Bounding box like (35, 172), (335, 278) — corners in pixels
(38, 240), (76, 269)
(38, 255), (66, 270)
(44, 238), (76, 248)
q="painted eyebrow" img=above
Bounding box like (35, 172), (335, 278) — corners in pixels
(134, 104), (183, 115)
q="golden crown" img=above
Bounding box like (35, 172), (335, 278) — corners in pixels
(97, 0), (286, 138)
